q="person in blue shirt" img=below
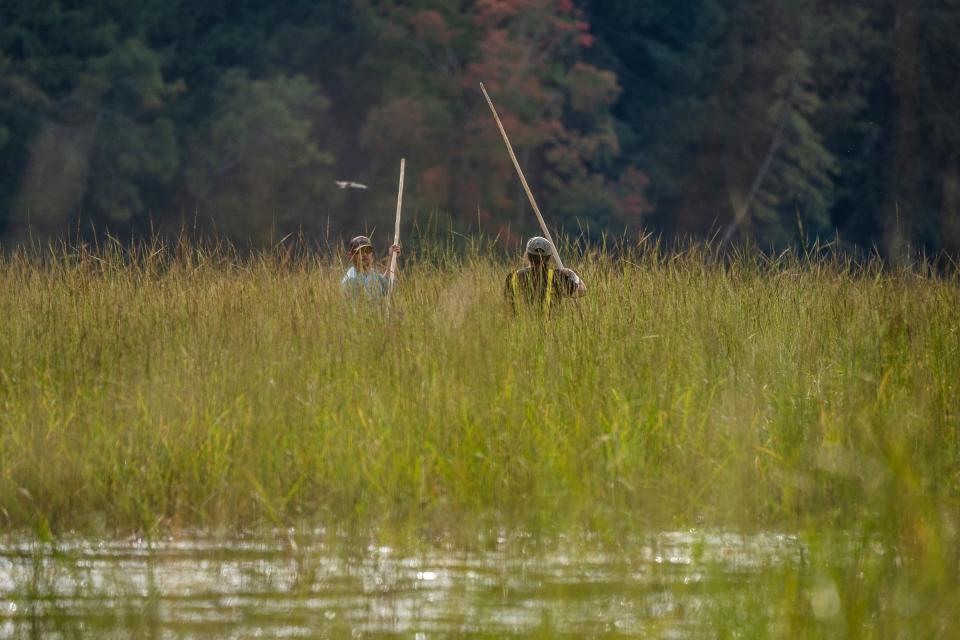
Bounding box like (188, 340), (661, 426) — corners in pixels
(340, 235), (401, 299)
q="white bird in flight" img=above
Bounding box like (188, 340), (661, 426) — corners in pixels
(335, 180), (369, 190)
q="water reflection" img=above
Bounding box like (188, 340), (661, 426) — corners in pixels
(0, 531), (799, 637)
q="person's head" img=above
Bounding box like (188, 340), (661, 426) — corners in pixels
(524, 236), (554, 269)
(348, 235), (376, 270)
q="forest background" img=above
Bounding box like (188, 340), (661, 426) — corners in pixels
(2, 0), (958, 259)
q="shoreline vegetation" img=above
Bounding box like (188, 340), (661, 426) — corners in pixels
(1, 236), (957, 538)
(2, 235), (958, 633)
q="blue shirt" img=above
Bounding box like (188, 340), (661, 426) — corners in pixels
(341, 266), (389, 300)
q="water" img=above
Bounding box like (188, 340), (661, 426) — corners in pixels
(0, 531), (800, 638)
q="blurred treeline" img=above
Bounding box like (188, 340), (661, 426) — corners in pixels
(1, 0), (958, 256)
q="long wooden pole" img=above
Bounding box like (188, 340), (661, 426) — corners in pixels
(388, 158), (404, 291)
(480, 82), (564, 270)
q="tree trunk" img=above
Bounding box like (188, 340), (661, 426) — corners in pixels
(941, 158), (960, 258)
(885, 0), (923, 264)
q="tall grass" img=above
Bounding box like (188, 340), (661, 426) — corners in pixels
(2, 235), (958, 635)
(0, 237), (957, 541)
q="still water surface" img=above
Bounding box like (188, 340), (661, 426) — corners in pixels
(0, 531), (799, 638)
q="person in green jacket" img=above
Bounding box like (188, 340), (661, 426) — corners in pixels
(504, 236), (586, 313)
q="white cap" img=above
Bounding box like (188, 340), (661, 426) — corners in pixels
(525, 236), (553, 256)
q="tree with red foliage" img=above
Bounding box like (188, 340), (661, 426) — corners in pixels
(354, 0), (650, 242)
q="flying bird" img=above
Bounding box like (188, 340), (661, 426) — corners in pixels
(335, 180), (369, 190)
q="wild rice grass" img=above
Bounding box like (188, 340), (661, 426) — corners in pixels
(0, 238), (957, 541)
(2, 236), (958, 635)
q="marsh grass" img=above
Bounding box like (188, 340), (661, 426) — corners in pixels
(1, 233), (958, 634)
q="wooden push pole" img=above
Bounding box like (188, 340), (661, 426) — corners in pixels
(480, 82), (564, 270)
(388, 158), (404, 291)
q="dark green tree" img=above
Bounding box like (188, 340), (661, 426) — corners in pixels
(2, 0), (959, 255)
(585, 0), (731, 233)
(1, 3), (180, 238)
(183, 70), (338, 243)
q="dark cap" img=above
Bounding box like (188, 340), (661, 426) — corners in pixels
(348, 235), (373, 254)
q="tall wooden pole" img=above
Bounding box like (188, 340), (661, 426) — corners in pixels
(388, 158), (404, 291)
(480, 82), (564, 269)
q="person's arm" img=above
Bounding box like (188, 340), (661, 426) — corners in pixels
(504, 271), (519, 312)
(381, 244), (401, 278)
(559, 268), (587, 298)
